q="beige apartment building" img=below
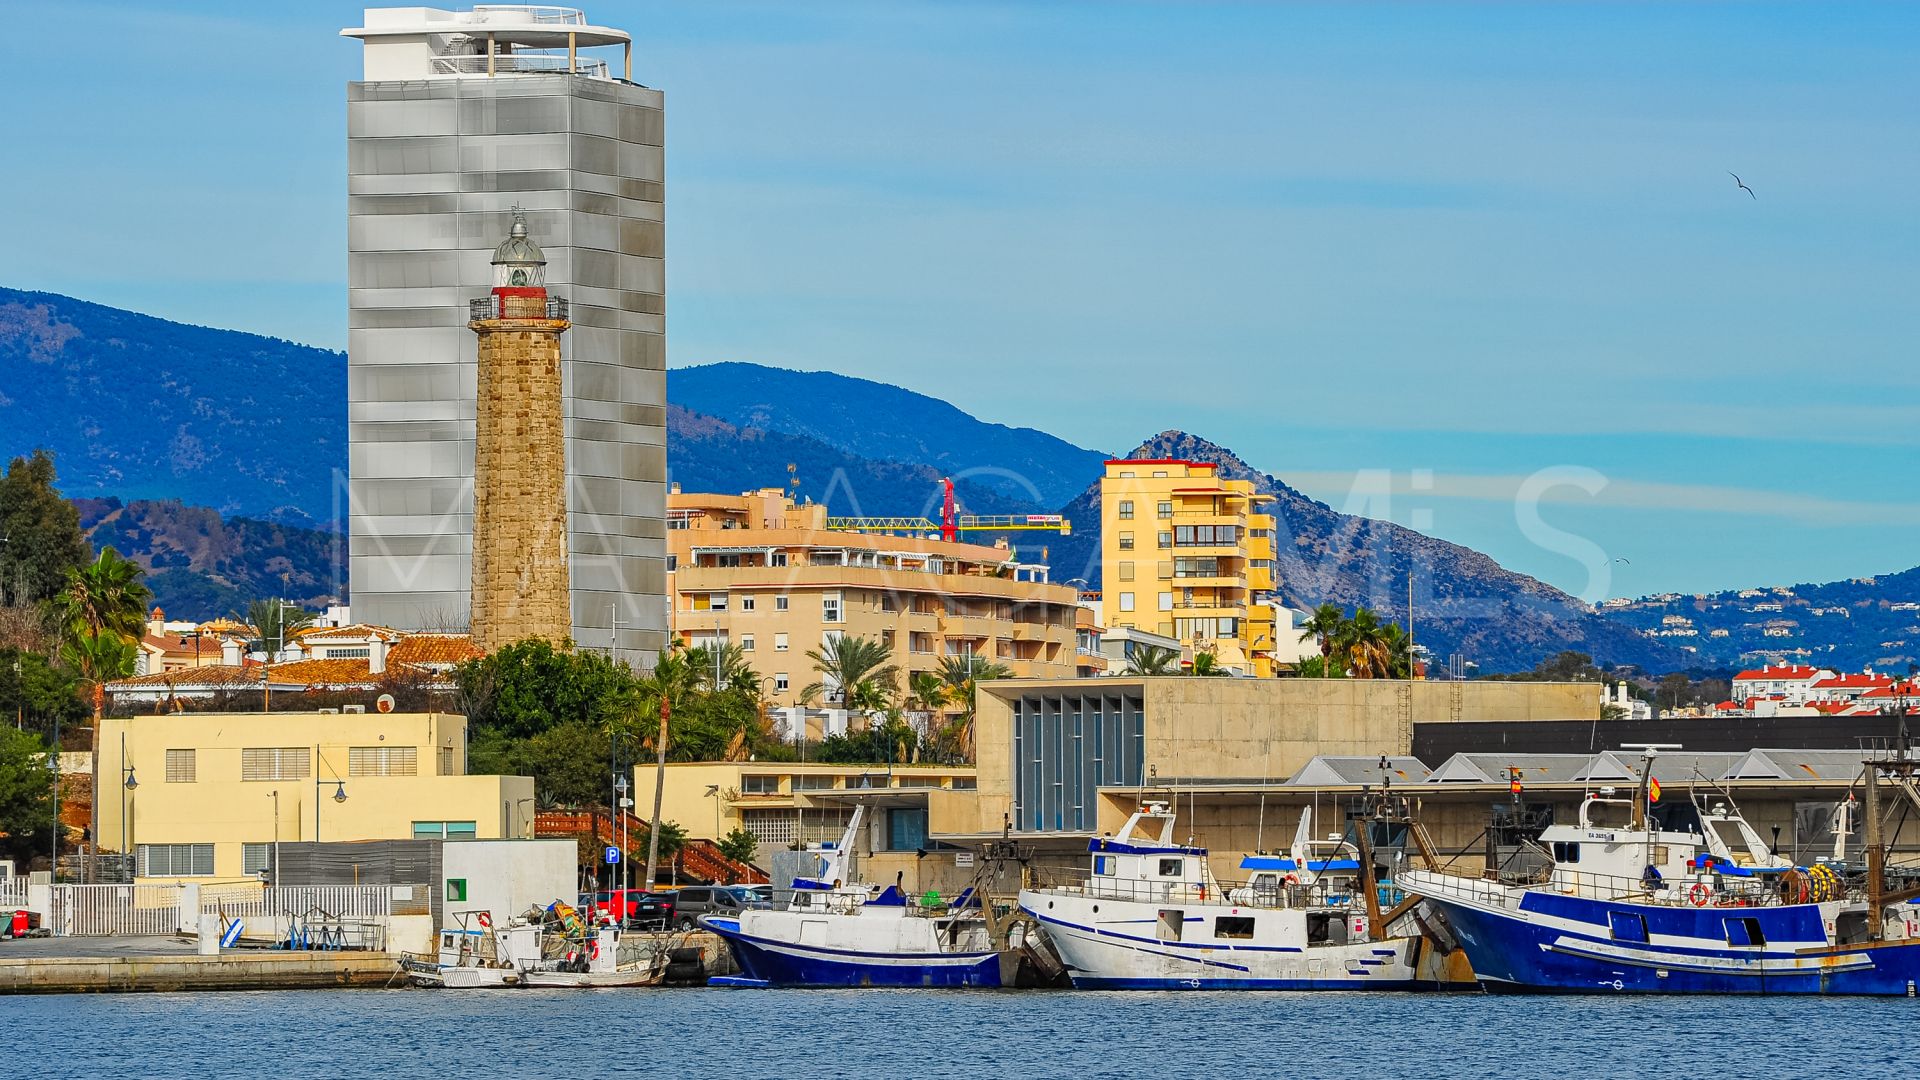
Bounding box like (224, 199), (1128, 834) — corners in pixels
(1099, 459), (1279, 675)
(667, 488), (1080, 709)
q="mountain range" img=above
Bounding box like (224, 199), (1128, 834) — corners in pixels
(5, 286), (1911, 674)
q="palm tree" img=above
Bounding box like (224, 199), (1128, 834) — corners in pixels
(1379, 622), (1413, 679)
(684, 642), (757, 694)
(905, 670), (950, 718)
(1124, 645), (1180, 676)
(1299, 602), (1347, 672)
(934, 654), (1010, 762)
(1188, 650), (1228, 677)
(54, 547), (150, 882)
(1338, 607), (1392, 679)
(240, 598), (315, 654)
(804, 635), (898, 727)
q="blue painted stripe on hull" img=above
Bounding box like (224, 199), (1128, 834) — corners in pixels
(1072, 976), (1422, 991)
(1429, 897), (1920, 996)
(706, 925), (1003, 989)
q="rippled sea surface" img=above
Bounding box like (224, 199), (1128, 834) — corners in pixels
(26, 988), (1917, 1079)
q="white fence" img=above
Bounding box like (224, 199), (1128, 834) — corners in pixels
(47, 884), (184, 937)
(28, 883), (430, 937)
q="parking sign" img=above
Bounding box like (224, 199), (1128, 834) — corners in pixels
(605, 846), (620, 865)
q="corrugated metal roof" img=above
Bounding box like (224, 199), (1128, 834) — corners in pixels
(1285, 756), (1432, 787)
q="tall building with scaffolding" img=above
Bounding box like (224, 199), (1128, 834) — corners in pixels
(341, 6), (666, 665)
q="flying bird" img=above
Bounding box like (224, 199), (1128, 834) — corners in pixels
(1728, 172), (1756, 200)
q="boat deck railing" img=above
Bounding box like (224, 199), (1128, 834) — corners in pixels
(1405, 867), (1809, 910)
(1023, 865), (1382, 912)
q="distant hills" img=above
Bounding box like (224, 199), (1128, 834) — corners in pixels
(672, 363), (1108, 508)
(1601, 568), (1920, 675)
(7, 289), (1912, 675)
(0, 286), (344, 522)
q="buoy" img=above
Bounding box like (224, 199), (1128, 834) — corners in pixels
(1688, 882), (1711, 907)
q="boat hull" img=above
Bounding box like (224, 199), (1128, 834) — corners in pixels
(1419, 889), (1920, 995)
(517, 968), (662, 988)
(1020, 891), (1422, 991)
(700, 914), (1003, 989)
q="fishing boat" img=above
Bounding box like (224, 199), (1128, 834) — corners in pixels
(1017, 800), (1435, 990)
(1401, 745), (1920, 995)
(399, 910), (541, 988)
(514, 900), (670, 988)
(701, 807), (1010, 988)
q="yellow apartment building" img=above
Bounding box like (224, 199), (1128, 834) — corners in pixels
(667, 488), (1080, 709)
(631, 759), (978, 853)
(1098, 459), (1279, 675)
(96, 711), (533, 883)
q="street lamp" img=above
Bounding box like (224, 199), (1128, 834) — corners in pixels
(615, 775), (631, 901)
(120, 732), (138, 875)
(314, 744), (346, 842)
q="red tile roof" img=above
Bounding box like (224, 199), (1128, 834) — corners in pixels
(1733, 664), (1824, 681)
(1811, 673), (1892, 690)
(388, 634), (484, 667)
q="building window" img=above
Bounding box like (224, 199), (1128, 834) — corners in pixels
(1117, 532), (1134, 550)
(1158, 532), (1171, 549)
(775, 633), (790, 652)
(823, 593), (843, 623)
(822, 629), (844, 649)
(243, 843), (271, 876)
(412, 821), (478, 841)
(741, 774), (782, 795)
(322, 647), (371, 659)
(1118, 593), (1136, 612)
(1159, 592), (1174, 612)
(709, 593), (729, 611)
(349, 746), (418, 777)
(770, 552), (789, 568)
(1152, 470), (1168, 478)
(885, 808), (929, 852)
(740, 634), (756, 652)
(950, 777), (977, 790)
(438, 745), (458, 776)
(1116, 561), (1135, 581)
(241, 747), (310, 781)
(140, 843), (214, 877)
(740, 596), (756, 613)
(165, 749), (196, 783)
(666, 555), (678, 572)
(774, 673), (789, 692)
(742, 808), (796, 846)
(793, 774), (838, 790)
(1117, 500), (1134, 520)
(1156, 502), (1172, 519)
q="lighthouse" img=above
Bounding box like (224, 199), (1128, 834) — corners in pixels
(468, 211), (571, 651)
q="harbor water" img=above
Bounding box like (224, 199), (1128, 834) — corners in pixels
(25, 988), (1915, 1078)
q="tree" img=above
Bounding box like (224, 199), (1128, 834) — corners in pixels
(0, 450), (90, 609)
(933, 654), (1010, 762)
(240, 598), (316, 653)
(1299, 602), (1347, 671)
(1188, 650), (1228, 677)
(1294, 655), (1344, 679)
(717, 826), (759, 866)
(0, 726), (54, 868)
(905, 670), (950, 717)
(453, 638), (639, 740)
(1124, 645), (1180, 676)
(0, 647), (88, 740)
(485, 718), (614, 809)
(683, 642), (758, 695)
(53, 547), (152, 656)
(1379, 622), (1413, 680)
(1336, 607), (1392, 679)
(804, 635), (899, 719)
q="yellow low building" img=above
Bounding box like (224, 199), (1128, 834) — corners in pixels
(97, 711), (532, 883)
(631, 761), (977, 851)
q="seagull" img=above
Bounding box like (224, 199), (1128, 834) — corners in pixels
(1728, 172), (1756, 200)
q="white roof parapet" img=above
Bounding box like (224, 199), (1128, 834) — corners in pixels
(343, 6), (630, 48)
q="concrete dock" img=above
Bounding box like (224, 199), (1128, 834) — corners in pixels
(0, 931), (733, 993)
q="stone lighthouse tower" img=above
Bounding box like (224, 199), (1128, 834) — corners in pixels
(468, 212), (571, 652)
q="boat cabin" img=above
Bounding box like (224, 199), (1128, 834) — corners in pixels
(1085, 802), (1215, 902)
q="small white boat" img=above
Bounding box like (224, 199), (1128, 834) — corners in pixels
(1019, 801), (1426, 990)
(401, 911), (541, 988)
(516, 924), (669, 988)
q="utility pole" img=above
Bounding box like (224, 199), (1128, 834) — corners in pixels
(643, 695), (669, 889)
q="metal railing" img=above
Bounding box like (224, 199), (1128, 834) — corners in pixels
(1406, 867), (1796, 910)
(431, 54), (609, 78)
(470, 295), (569, 321)
(46, 885), (183, 937)
(199, 884), (412, 921)
(1024, 865), (1375, 912)
(472, 5), (589, 25)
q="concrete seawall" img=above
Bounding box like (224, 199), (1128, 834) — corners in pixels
(0, 951), (398, 994)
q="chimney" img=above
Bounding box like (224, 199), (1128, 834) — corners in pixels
(370, 634), (388, 675)
(220, 637), (243, 666)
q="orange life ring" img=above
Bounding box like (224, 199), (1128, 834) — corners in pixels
(1688, 882), (1711, 907)
(1281, 874), (1299, 887)
(476, 911), (492, 929)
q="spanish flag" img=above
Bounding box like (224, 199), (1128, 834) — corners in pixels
(1648, 777), (1662, 803)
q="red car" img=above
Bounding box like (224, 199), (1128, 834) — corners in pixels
(590, 889), (675, 930)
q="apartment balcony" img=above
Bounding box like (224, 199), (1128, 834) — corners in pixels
(1168, 573), (1241, 588)
(940, 615), (998, 640)
(673, 564), (1073, 603)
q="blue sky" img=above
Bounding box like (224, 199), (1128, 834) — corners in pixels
(10, 2), (1918, 600)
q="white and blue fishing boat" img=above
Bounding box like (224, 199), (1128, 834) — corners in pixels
(701, 807), (1006, 988)
(1402, 746), (1920, 995)
(1018, 801), (1429, 990)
